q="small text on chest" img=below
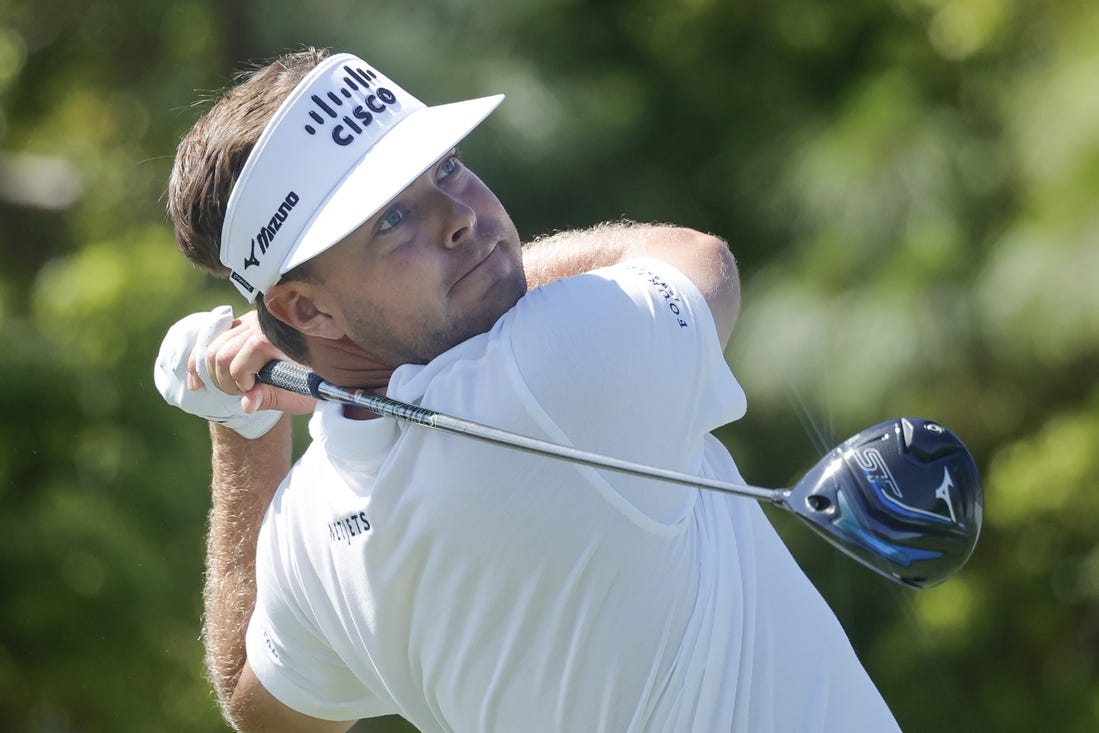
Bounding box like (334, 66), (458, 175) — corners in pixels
(329, 511), (372, 545)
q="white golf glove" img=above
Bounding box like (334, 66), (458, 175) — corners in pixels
(154, 305), (282, 439)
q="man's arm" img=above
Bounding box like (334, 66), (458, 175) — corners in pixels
(182, 311), (303, 716)
(203, 419), (290, 716)
(204, 419), (354, 732)
(158, 309), (344, 731)
(199, 335), (350, 731)
(522, 221), (740, 347)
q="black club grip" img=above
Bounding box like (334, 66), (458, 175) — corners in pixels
(256, 360), (325, 399)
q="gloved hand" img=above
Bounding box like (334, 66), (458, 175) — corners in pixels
(154, 305), (283, 439)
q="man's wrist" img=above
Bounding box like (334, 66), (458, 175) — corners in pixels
(210, 415), (293, 501)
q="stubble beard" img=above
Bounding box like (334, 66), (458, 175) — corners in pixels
(346, 266), (528, 366)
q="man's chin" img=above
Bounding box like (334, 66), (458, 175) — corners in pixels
(428, 274), (526, 360)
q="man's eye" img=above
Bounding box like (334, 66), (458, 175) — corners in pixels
(378, 209), (404, 232)
(437, 155), (461, 179)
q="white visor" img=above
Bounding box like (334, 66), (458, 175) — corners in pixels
(219, 52), (504, 301)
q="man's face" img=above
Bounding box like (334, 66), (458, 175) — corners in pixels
(307, 151), (526, 365)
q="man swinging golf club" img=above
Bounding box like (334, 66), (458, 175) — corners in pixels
(155, 47), (900, 732)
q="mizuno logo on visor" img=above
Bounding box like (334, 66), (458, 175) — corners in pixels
(243, 191), (300, 270)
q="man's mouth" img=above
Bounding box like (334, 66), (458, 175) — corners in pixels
(452, 242), (499, 289)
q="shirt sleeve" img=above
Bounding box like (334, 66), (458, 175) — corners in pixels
(245, 490), (391, 722)
(505, 258), (747, 523)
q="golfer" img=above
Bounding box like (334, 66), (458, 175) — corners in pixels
(155, 48), (900, 732)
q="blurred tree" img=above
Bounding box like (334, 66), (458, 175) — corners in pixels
(0, 0), (1095, 731)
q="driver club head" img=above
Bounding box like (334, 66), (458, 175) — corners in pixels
(782, 417), (983, 589)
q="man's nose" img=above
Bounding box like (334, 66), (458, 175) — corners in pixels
(441, 193), (476, 249)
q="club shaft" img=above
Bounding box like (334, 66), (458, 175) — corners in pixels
(257, 360), (782, 503)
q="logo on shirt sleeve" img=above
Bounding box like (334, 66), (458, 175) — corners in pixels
(626, 265), (690, 329)
(262, 629), (280, 661)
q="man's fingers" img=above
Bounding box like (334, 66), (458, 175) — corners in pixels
(204, 324), (250, 394)
(186, 351), (205, 391)
(200, 310), (284, 395)
(230, 333), (288, 393)
(241, 385), (317, 416)
(193, 305), (237, 394)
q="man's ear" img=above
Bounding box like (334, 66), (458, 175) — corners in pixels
(263, 283), (346, 341)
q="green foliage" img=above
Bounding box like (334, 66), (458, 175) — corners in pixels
(1, 0), (1096, 730)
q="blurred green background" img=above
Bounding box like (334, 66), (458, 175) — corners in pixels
(1, 0), (1097, 730)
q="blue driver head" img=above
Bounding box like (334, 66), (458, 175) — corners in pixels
(782, 417), (983, 589)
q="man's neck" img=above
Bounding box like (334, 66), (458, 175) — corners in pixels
(307, 337), (396, 390)
(311, 351), (395, 422)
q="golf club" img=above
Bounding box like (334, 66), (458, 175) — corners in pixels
(257, 360), (982, 588)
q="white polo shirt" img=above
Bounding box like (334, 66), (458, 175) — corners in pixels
(245, 260), (899, 732)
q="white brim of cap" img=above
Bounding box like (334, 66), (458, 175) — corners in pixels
(281, 93), (505, 275)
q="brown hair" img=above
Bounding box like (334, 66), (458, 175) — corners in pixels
(166, 47), (329, 362)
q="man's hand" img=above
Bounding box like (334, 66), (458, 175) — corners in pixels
(154, 306), (316, 438)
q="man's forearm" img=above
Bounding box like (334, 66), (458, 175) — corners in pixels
(203, 417), (293, 717)
(522, 221), (728, 286)
(521, 220), (645, 289)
